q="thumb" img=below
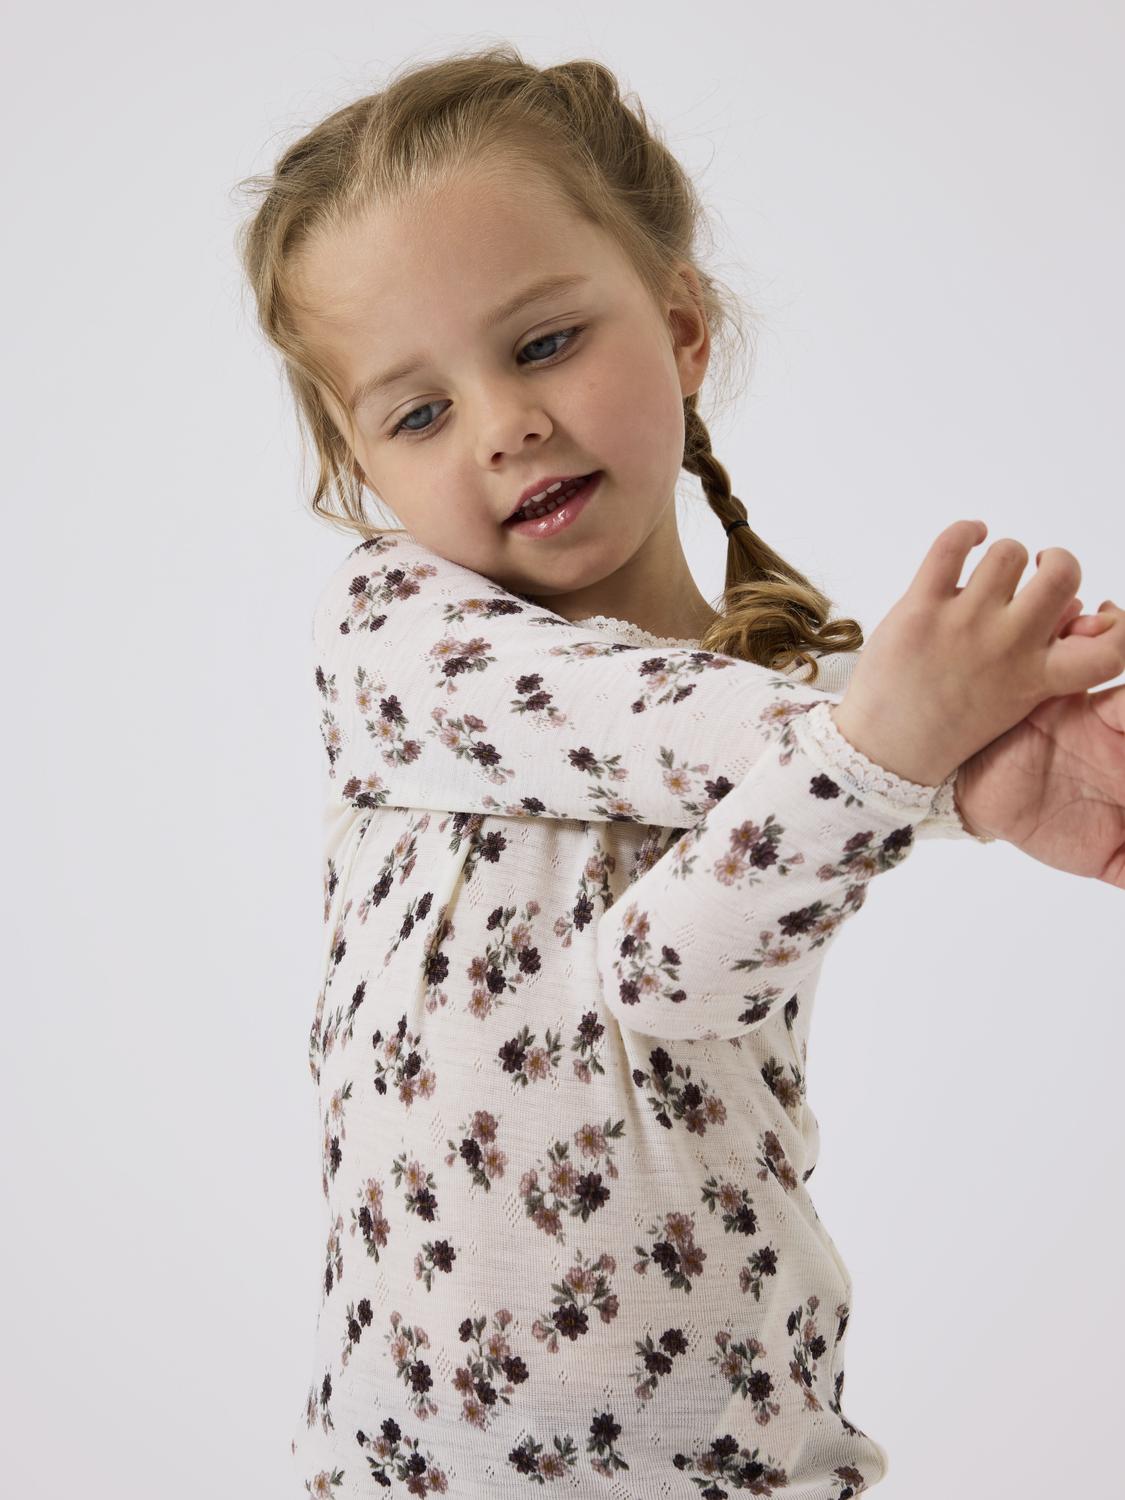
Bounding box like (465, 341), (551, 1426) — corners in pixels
(1059, 600), (1120, 638)
(1088, 681), (1125, 734)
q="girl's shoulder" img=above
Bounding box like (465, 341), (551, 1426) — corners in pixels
(311, 529), (540, 656)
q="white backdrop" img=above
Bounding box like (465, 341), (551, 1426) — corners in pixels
(4, 3), (1122, 1496)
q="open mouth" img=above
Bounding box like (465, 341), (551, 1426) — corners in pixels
(505, 472), (601, 525)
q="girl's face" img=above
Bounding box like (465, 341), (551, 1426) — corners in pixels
(296, 160), (715, 628)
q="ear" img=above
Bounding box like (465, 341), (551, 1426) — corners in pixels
(667, 263), (711, 400)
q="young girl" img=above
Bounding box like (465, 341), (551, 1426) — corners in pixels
(236, 47), (1125, 1498)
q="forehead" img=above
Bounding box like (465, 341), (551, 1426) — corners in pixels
(296, 165), (626, 338)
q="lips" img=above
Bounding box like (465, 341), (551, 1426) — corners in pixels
(506, 472), (598, 521)
(510, 474), (594, 522)
(503, 471), (603, 537)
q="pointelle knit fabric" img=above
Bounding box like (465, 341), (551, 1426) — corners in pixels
(291, 529), (991, 1500)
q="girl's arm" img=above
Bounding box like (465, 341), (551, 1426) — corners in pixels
(593, 696), (946, 1041)
(312, 531), (980, 842)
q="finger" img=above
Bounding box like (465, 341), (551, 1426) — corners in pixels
(960, 534), (1032, 607)
(1061, 611), (1116, 638)
(912, 519), (989, 601)
(1008, 545), (1083, 638)
(1051, 596), (1084, 641)
(1046, 602), (1125, 695)
(1088, 679), (1125, 734)
(1087, 600), (1125, 635)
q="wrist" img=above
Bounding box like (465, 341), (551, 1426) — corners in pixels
(828, 703), (955, 790)
(952, 767), (996, 841)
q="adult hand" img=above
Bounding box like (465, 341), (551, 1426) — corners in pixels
(953, 597), (1125, 889)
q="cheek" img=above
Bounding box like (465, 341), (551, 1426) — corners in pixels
(583, 333), (683, 450)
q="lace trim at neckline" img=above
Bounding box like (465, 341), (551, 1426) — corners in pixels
(570, 613), (701, 647)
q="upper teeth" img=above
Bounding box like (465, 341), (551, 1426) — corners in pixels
(527, 479), (566, 504)
(519, 476), (583, 512)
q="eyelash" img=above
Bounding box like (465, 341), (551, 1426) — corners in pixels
(388, 325), (588, 440)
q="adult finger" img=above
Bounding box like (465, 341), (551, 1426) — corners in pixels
(1046, 604), (1125, 696)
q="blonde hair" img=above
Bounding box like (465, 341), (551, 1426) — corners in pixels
(234, 44), (863, 684)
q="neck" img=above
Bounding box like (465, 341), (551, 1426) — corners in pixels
(517, 500), (722, 641)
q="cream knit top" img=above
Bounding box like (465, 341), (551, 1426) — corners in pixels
(291, 531), (989, 1498)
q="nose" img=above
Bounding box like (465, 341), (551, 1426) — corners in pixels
(473, 379), (554, 464)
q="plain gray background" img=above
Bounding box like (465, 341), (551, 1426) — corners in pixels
(4, 3), (1122, 1496)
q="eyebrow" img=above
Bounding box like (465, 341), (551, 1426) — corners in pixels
(347, 271), (591, 414)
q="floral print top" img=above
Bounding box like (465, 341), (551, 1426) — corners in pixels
(291, 530), (990, 1500)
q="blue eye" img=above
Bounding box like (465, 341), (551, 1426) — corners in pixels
(388, 325), (587, 439)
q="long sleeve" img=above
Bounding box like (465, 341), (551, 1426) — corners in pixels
(594, 696), (961, 1042)
(311, 529), (987, 839)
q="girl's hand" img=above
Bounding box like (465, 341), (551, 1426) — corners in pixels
(831, 520), (1125, 789)
(953, 596), (1125, 889)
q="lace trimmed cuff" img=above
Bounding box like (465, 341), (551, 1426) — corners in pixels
(794, 699), (997, 842)
(924, 772), (998, 842)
